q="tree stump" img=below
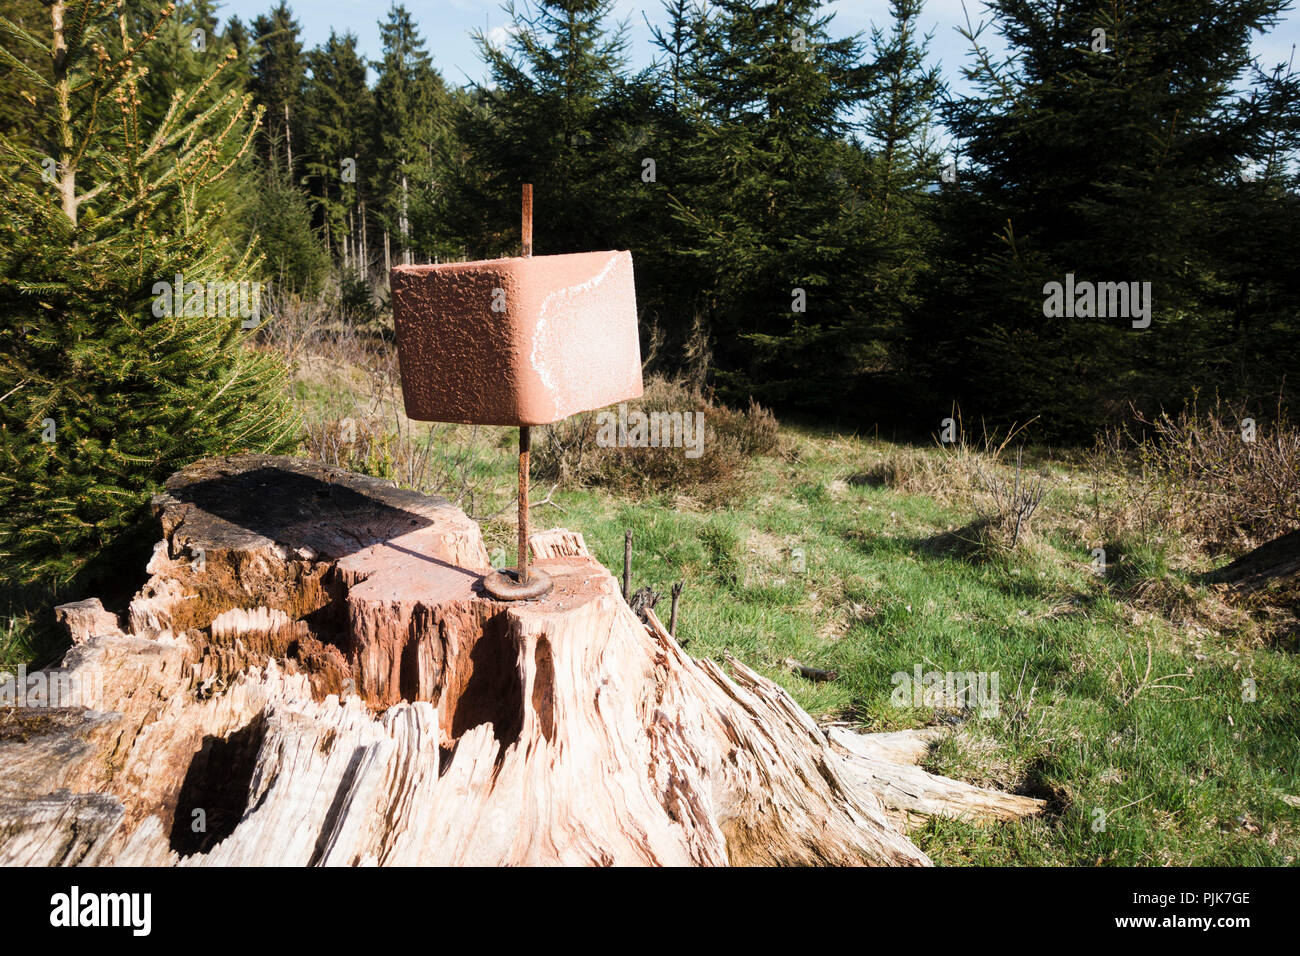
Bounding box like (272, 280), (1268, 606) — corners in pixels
(0, 455), (1041, 866)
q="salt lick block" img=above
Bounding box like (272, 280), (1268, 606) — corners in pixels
(391, 251), (643, 426)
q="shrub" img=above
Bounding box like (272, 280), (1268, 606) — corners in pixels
(257, 277), (388, 370)
(1090, 396), (1300, 554)
(970, 448), (1050, 549)
(532, 376), (779, 502)
(1136, 397), (1300, 551)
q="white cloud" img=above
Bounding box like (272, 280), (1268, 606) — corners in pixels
(485, 24), (521, 49)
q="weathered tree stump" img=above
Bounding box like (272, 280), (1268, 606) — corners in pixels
(0, 455), (1040, 866)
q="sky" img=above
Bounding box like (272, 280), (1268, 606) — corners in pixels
(216, 0), (1299, 93)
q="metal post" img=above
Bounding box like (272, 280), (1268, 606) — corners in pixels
(522, 183), (533, 259)
(518, 184), (533, 585)
(482, 184), (552, 602)
(518, 425), (531, 585)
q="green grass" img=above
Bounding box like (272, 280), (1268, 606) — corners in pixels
(0, 605), (42, 673)
(465, 422), (1300, 866)
(290, 354), (1300, 865)
(7, 359), (1292, 867)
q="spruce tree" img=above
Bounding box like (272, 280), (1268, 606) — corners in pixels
(452, 0), (638, 258)
(372, 3), (454, 264)
(131, 1), (255, 254)
(648, 0), (707, 113)
(665, 0), (874, 406)
(635, 0), (712, 372)
(852, 0), (944, 414)
(134, 0), (248, 127)
(302, 30), (374, 269)
(248, 0), (304, 172)
(0, 0), (296, 588)
(1200, 55), (1300, 404)
(224, 14), (248, 59)
(243, 149), (330, 294)
(924, 0), (1295, 437)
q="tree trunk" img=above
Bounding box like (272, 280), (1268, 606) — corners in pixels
(50, 0), (78, 227)
(360, 198), (368, 279)
(401, 175), (411, 266)
(283, 101), (293, 176)
(0, 456), (1040, 866)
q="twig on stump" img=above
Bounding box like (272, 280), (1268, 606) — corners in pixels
(629, 585), (660, 624)
(623, 529), (632, 601)
(669, 580), (684, 638)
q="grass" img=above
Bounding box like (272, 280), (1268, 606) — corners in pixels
(7, 335), (1296, 867)
(293, 348), (1300, 864)
(0, 612), (35, 673)
(0, 587), (68, 673)
(541, 430), (1297, 866)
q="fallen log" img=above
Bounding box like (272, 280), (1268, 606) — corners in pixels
(0, 454), (1039, 866)
(826, 726), (1045, 830)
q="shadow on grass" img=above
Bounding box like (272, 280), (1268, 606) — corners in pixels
(1018, 756), (1070, 817)
(833, 518), (1060, 602)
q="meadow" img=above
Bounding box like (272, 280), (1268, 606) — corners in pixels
(256, 323), (1300, 867)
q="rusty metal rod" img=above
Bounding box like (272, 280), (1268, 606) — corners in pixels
(522, 183), (533, 258)
(517, 183), (534, 584)
(518, 425), (530, 584)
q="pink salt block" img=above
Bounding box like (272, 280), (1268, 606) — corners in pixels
(391, 250), (643, 426)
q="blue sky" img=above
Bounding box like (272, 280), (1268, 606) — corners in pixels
(216, 0), (1298, 92)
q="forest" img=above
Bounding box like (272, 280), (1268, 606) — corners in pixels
(6, 0), (1297, 438)
(0, 0), (1298, 870)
